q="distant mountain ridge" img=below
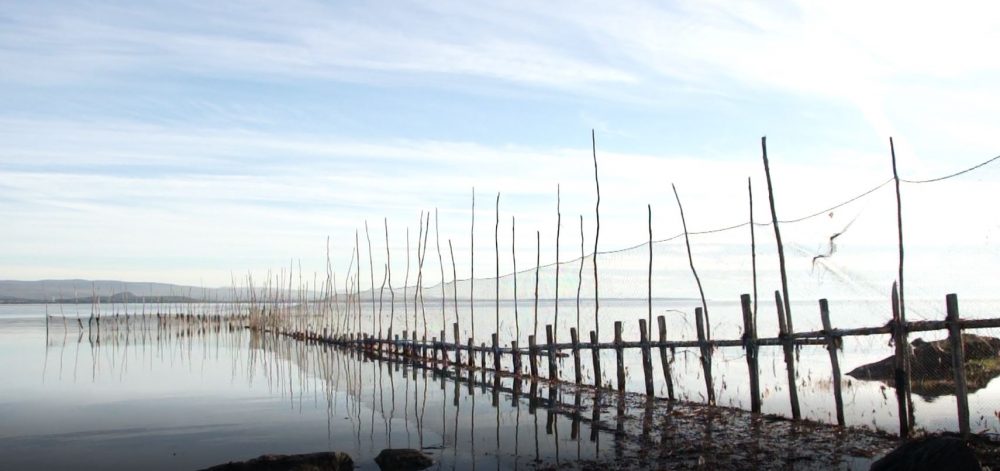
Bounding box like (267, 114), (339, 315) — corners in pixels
(0, 280), (229, 304)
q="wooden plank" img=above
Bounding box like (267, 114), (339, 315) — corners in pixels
(570, 327), (582, 384)
(614, 321), (625, 393)
(819, 299), (844, 426)
(639, 319), (654, 396)
(657, 315), (674, 401)
(694, 307), (715, 405)
(590, 330), (602, 389)
(947, 294), (970, 438)
(775, 291), (800, 420)
(740, 294), (760, 414)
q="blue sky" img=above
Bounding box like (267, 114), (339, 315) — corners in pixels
(2, 0), (999, 293)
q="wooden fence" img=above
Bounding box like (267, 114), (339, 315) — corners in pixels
(280, 290), (997, 439)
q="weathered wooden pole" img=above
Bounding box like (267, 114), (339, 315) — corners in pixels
(614, 321), (625, 393)
(570, 327), (582, 384)
(639, 319), (654, 396)
(946, 293), (970, 438)
(590, 330), (601, 389)
(546, 324), (557, 381)
(761, 137), (794, 335)
(694, 307), (715, 404)
(775, 291), (800, 420)
(890, 138), (915, 430)
(891, 283), (911, 437)
(657, 315), (675, 400)
(592, 130), (601, 342)
(819, 299), (844, 426)
(740, 294), (761, 414)
(528, 334), (538, 377)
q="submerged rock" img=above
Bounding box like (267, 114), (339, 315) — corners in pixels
(847, 334), (1000, 398)
(374, 448), (433, 470)
(200, 451), (353, 471)
(870, 435), (980, 471)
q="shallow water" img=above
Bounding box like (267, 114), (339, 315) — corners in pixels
(2, 298), (998, 469)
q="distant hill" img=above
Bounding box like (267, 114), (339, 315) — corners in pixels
(0, 280), (229, 304)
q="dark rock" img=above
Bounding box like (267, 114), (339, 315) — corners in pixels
(847, 334), (1000, 397)
(870, 435), (980, 471)
(199, 451), (353, 471)
(374, 448), (433, 470)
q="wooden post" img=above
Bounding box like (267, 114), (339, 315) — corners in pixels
(528, 335), (538, 377)
(775, 291), (800, 420)
(432, 336), (439, 367)
(590, 330), (601, 389)
(512, 340), (521, 376)
(570, 327), (582, 384)
(480, 342), (486, 371)
(467, 337), (475, 368)
(614, 321), (625, 393)
(740, 294), (761, 414)
(453, 323), (461, 368)
(657, 315), (674, 400)
(947, 293), (970, 438)
(819, 299), (844, 426)
(546, 324), (557, 381)
(440, 329), (446, 364)
(694, 308), (714, 404)
(891, 283), (910, 437)
(639, 319), (654, 396)
(492, 333), (500, 372)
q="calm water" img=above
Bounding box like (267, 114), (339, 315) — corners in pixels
(2, 298), (999, 469)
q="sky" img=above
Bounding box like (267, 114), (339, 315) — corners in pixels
(1, 0), (999, 296)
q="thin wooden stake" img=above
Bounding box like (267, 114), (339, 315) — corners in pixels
(555, 185), (561, 344)
(657, 315), (674, 401)
(639, 319), (654, 396)
(740, 294), (760, 414)
(761, 137), (794, 335)
(673, 184), (710, 340)
(591, 130), (600, 341)
(449, 241), (459, 366)
(512, 216), (519, 348)
(890, 137), (915, 429)
(748, 177), (758, 327)
(819, 299), (844, 426)
(470, 188), (475, 347)
(946, 293), (970, 438)
(453, 322), (460, 369)
(648, 204), (653, 329)
(775, 290), (800, 420)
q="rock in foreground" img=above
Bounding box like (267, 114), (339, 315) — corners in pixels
(847, 334), (1000, 397)
(200, 451), (353, 471)
(374, 448), (433, 470)
(870, 435), (980, 471)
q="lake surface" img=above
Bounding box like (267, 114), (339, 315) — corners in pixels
(1, 298), (998, 469)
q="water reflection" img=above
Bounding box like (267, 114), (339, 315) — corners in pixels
(32, 314), (624, 470)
